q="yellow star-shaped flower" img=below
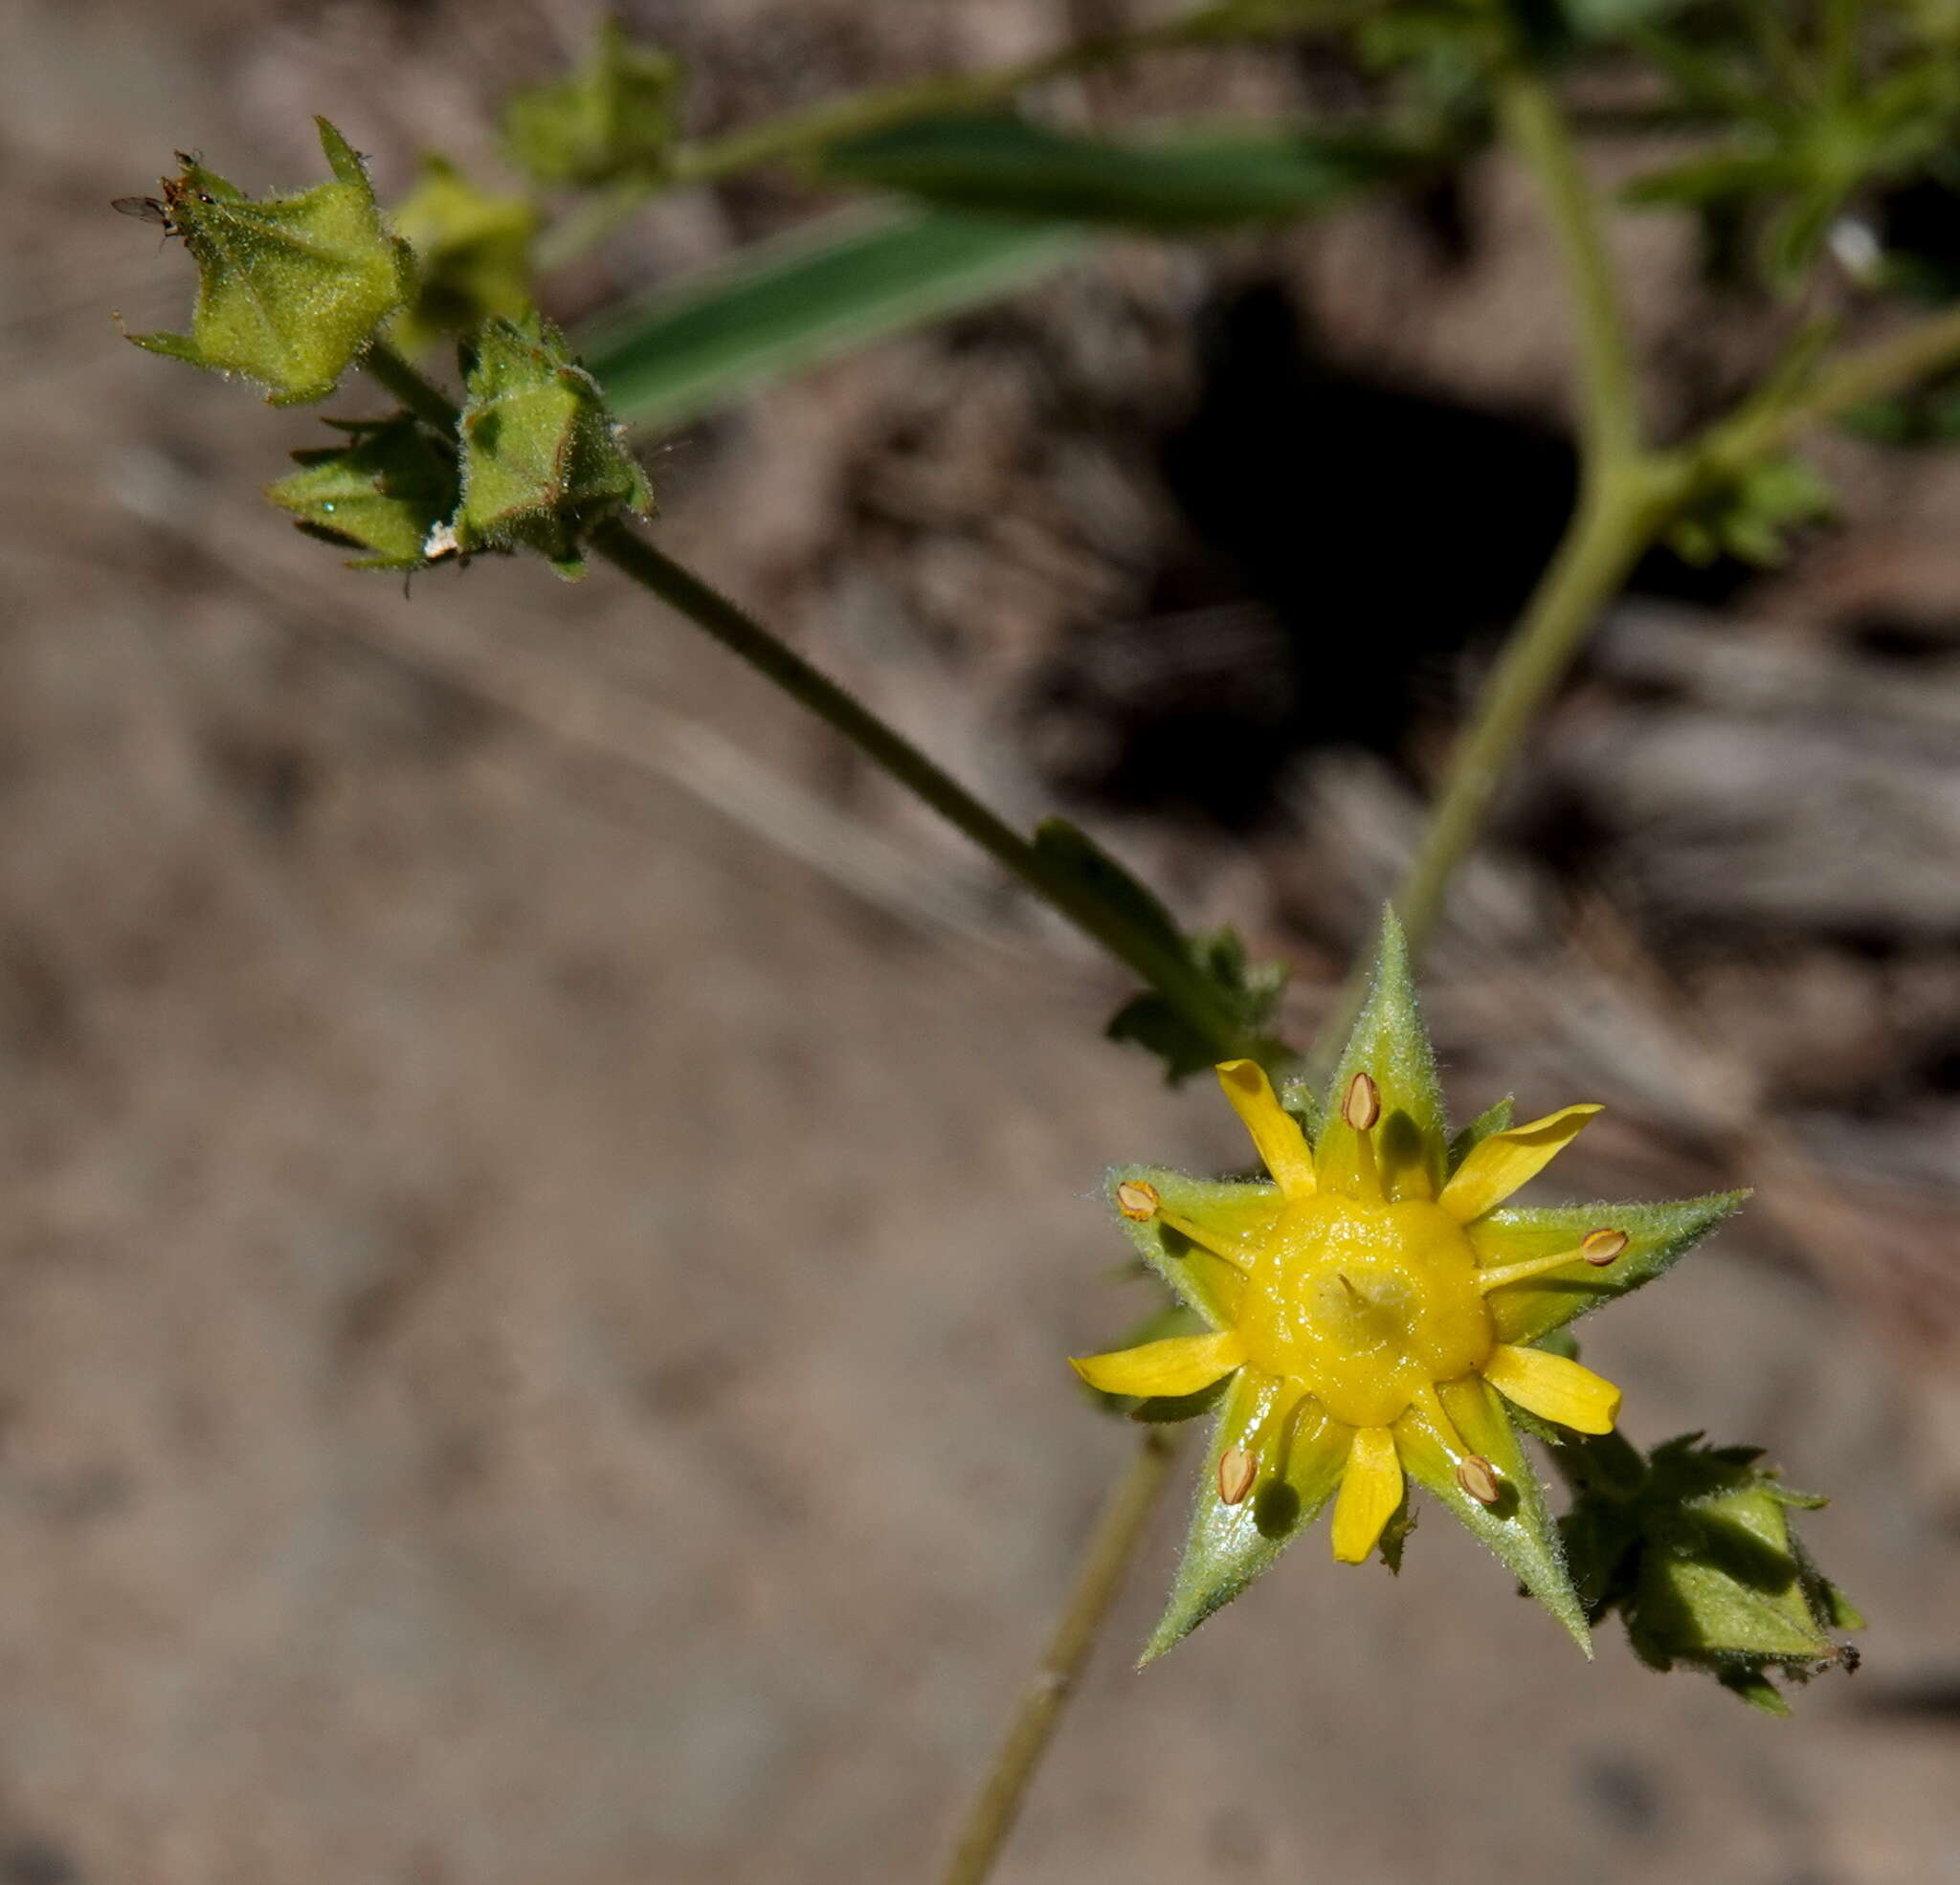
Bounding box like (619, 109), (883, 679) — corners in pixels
(1074, 912), (1743, 1660)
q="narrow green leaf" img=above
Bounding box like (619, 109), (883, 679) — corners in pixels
(577, 208), (1083, 432)
(819, 115), (1414, 231)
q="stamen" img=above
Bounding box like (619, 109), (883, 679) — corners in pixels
(1476, 1234), (1625, 1294)
(1342, 1071), (1381, 1132)
(1217, 1446), (1258, 1506)
(1115, 1179), (1250, 1272)
(1456, 1454), (1503, 1506)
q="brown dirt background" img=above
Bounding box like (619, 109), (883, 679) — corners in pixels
(2, 3), (1958, 1881)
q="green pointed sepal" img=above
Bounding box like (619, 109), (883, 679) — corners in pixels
(1560, 1432), (1862, 1712)
(1399, 1377), (1592, 1653)
(266, 413), (460, 570)
(1472, 1192), (1748, 1346)
(501, 17), (684, 189)
(1104, 1164), (1280, 1329)
(387, 155), (539, 361)
(454, 310), (656, 577)
(1140, 1371), (1348, 1663)
(124, 120), (415, 406)
(1316, 908), (1447, 1201)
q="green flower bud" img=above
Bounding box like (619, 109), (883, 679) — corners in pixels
(501, 18), (683, 189)
(452, 310), (656, 578)
(266, 414), (460, 571)
(124, 120), (414, 406)
(387, 155), (539, 362)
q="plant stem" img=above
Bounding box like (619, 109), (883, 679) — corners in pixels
(587, 523), (1259, 1059)
(1495, 67), (1643, 475)
(1701, 299), (1960, 465)
(362, 339), (461, 430)
(936, 1430), (1178, 1885)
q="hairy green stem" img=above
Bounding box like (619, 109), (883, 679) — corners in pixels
(362, 339), (462, 430)
(1496, 67), (1643, 474)
(587, 523), (1258, 1059)
(936, 1430), (1178, 1885)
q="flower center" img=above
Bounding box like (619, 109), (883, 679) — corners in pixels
(1235, 1194), (1494, 1429)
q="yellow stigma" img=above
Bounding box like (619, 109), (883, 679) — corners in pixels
(1233, 1191), (1494, 1430)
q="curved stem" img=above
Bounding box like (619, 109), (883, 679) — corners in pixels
(588, 524), (1259, 1059)
(936, 1430), (1178, 1885)
(1496, 67), (1643, 473)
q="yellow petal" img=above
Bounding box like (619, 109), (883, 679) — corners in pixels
(1070, 1330), (1247, 1398)
(1330, 1426), (1403, 1563)
(1215, 1059), (1315, 1197)
(1481, 1343), (1621, 1434)
(1437, 1103), (1602, 1222)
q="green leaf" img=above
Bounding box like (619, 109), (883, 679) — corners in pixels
(501, 16), (683, 189)
(818, 115), (1415, 231)
(454, 309), (655, 577)
(1104, 927), (1288, 1084)
(266, 413), (459, 569)
(1665, 456), (1833, 567)
(388, 154), (538, 360)
(1317, 907), (1447, 1202)
(1105, 1164), (1281, 1331)
(124, 119), (415, 406)
(578, 207), (1083, 432)
(1476, 1192), (1747, 1345)
(1141, 1370), (1348, 1662)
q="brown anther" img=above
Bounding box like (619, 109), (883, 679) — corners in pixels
(1342, 1070), (1381, 1132)
(1217, 1446), (1258, 1506)
(1581, 1227), (1628, 1267)
(1114, 1180), (1160, 1222)
(1455, 1455), (1503, 1506)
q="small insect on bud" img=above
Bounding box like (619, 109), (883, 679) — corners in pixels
(1342, 1070), (1381, 1133)
(1217, 1447), (1258, 1506)
(1115, 1180), (1161, 1222)
(1581, 1228), (1628, 1267)
(1456, 1455), (1503, 1506)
